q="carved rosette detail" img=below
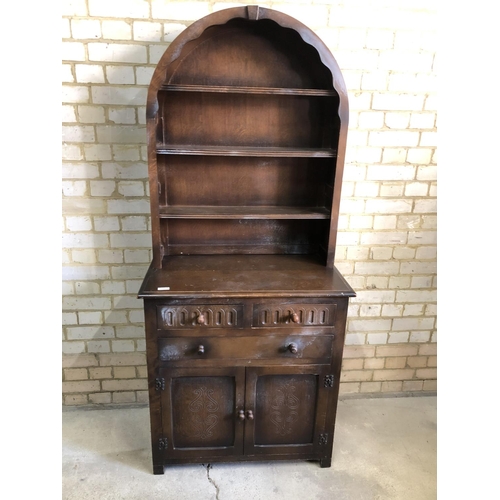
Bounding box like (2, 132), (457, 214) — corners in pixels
(270, 381), (300, 436)
(324, 375), (334, 388)
(188, 386), (220, 440)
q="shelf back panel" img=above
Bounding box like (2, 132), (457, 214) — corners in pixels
(158, 155), (333, 208)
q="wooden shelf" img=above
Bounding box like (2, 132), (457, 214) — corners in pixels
(160, 84), (337, 96)
(158, 206), (331, 219)
(156, 145), (337, 158)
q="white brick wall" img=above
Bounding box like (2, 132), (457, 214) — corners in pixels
(62, 0), (437, 406)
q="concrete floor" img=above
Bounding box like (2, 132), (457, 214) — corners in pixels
(62, 396), (436, 500)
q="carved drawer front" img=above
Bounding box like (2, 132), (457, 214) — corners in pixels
(158, 335), (333, 363)
(157, 305), (243, 329)
(252, 303), (336, 328)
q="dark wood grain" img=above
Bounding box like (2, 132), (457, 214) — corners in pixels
(140, 5), (354, 473)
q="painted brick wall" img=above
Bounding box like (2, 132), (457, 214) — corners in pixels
(62, 0), (437, 406)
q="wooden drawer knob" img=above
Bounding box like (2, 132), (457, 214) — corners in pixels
(237, 410), (245, 421)
(246, 410), (254, 420)
(291, 313), (300, 323)
(288, 343), (298, 354)
(196, 313), (206, 325)
(197, 345), (205, 355)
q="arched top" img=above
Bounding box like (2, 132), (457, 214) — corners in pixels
(147, 5), (348, 120)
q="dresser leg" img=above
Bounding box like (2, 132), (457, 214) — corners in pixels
(319, 458), (332, 468)
(153, 463), (164, 475)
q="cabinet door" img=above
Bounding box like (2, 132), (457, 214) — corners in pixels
(160, 366), (245, 460)
(244, 365), (331, 456)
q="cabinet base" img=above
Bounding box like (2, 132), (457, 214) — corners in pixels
(319, 458), (332, 468)
(153, 464), (164, 475)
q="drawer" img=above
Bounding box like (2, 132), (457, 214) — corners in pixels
(252, 303), (336, 328)
(157, 304), (244, 329)
(158, 335), (333, 363)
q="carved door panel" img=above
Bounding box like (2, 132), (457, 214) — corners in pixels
(244, 365), (331, 456)
(160, 366), (245, 460)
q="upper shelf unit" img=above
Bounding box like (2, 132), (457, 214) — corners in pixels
(145, 7), (349, 268)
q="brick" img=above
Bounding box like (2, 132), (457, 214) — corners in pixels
(400, 261), (436, 275)
(352, 290), (395, 304)
(62, 162), (99, 179)
(407, 356), (428, 368)
(62, 233), (108, 249)
(104, 310), (129, 324)
(367, 333), (388, 344)
(66, 326), (115, 340)
(112, 340), (135, 352)
(343, 346), (376, 359)
(410, 277), (433, 289)
(402, 381), (424, 392)
(339, 383), (360, 394)
(392, 318), (434, 332)
(65, 216), (92, 231)
(71, 20), (101, 39)
(88, 0), (149, 19)
(113, 367), (136, 379)
(378, 52), (433, 72)
(420, 131), (437, 147)
(63, 0), (87, 16)
(102, 21), (132, 40)
(87, 341), (111, 353)
(341, 370), (373, 382)
(62, 354), (98, 368)
(113, 392), (136, 404)
(409, 332), (431, 343)
(89, 393), (112, 404)
(106, 66), (135, 85)
(118, 182), (144, 197)
(373, 369), (414, 381)
(164, 23), (186, 42)
(65, 394), (88, 405)
(369, 131), (419, 147)
(78, 105), (106, 123)
(88, 43), (147, 63)
(423, 380), (437, 391)
(367, 165), (415, 181)
(405, 182), (429, 196)
(349, 318), (392, 332)
(133, 21), (162, 41)
(98, 250), (124, 264)
(63, 296), (112, 311)
(152, 1), (210, 20)
(397, 290), (436, 303)
(365, 199), (413, 214)
(94, 216), (120, 232)
(366, 30), (394, 49)
(416, 165), (437, 181)
(62, 341), (86, 354)
(90, 180), (116, 197)
(338, 29), (367, 50)
(92, 87), (147, 106)
(124, 249), (150, 263)
(407, 149), (433, 165)
(62, 312), (78, 326)
(342, 359), (364, 370)
(75, 281), (100, 295)
(381, 381), (402, 392)
(62, 125), (95, 143)
(136, 340), (146, 352)
(101, 281), (126, 295)
(87, 368), (110, 386)
(111, 266), (149, 280)
(373, 215), (397, 230)
(360, 382), (382, 393)
(416, 368), (437, 379)
(410, 113), (435, 129)
(64, 368), (89, 381)
(63, 381), (100, 393)
(385, 357), (406, 369)
(354, 262), (399, 276)
(102, 379), (147, 391)
(364, 358), (385, 369)
(414, 199), (437, 213)
(379, 182), (404, 197)
(62, 42), (85, 61)
(101, 162), (147, 179)
(359, 304), (381, 317)
(78, 311), (102, 325)
(99, 353), (146, 366)
(62, 104), (76, 122)
(84, 144), (112, 160)
(128, 310), (145, 323)
(62, 86), (90, 104)
(71, 250), (97, 264)
(62, 181), (87, 197)
(382, 148), (407, 163)
(376, 345), (418, 357)
(137, 391), (149, 403)
(366, 277), (388, 289)
(112, 145), (141, 161)
(107, 200), (150, 215)
(62, 144), (83, 161)
(370, 247), (393, 260)
(109, 107), (136, 124)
